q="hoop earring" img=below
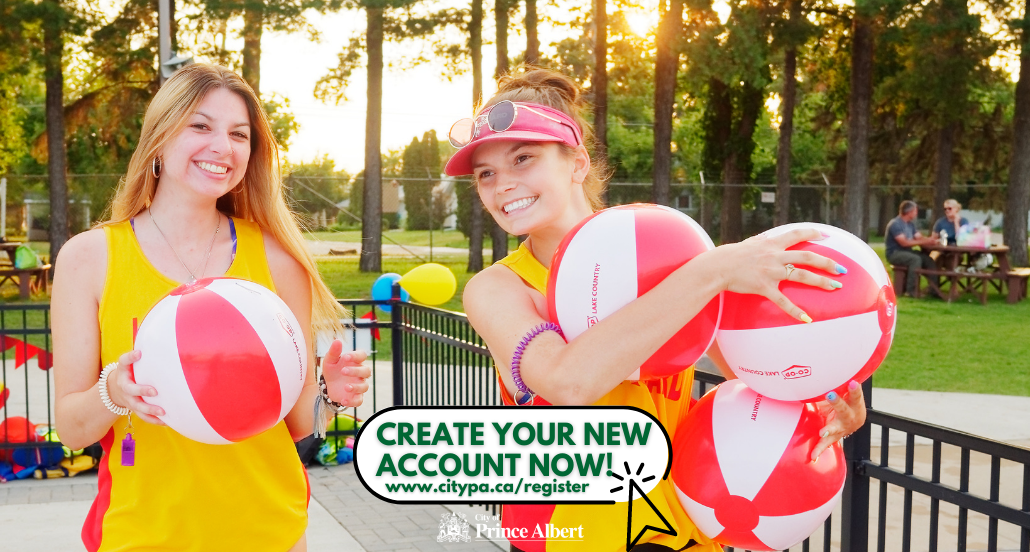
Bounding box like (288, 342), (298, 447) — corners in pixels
(230, 182), (244, 195)
(152, 157), (162, 179)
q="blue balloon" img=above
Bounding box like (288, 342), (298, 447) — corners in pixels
(371, 273), (408, 312)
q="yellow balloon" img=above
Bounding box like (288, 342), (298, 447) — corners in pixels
(400, 263), (457, 306)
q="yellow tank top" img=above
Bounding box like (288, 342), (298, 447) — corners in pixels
(83, 217), (309, 552)
(495, 242), (719, 552)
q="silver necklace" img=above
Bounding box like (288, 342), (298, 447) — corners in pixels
(148, 208), (221, 285)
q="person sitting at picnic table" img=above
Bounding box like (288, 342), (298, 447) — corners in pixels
(886, 200), (942, 297)
(931, 199), (969, 246)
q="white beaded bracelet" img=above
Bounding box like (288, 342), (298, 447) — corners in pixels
(99, 362), (130, 416)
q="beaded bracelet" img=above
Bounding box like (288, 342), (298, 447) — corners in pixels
(314, 374), (348, 438)
(510, 322), (564, 406)
(318, 374), (348, 412)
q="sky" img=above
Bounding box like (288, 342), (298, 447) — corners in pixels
(250, 2), (663, 172)
(259, 11), (493, 173)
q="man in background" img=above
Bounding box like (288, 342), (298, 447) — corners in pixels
(886, 200), (942, 297)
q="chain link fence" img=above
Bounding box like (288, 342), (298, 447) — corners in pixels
(1, 174), (1017, 250)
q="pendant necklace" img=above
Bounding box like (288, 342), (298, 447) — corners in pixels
(149, 208), (221, 285)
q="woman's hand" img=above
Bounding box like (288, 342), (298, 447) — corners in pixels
(709, 228), (846, 322)
(811, 380), (866, 461)
(322, 341), (371, 407)
(107, 350), (166, 426)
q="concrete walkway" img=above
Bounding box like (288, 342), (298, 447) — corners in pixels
(2, 387), (1028, 552)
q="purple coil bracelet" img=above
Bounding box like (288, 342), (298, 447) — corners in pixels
(510, 322), (565, 406)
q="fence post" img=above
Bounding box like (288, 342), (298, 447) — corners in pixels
(391, 282), (404, 407)
(840, 379), (873, 552)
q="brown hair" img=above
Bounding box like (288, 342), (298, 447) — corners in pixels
(101, 63), (343, 336)
(481, 65), (609, 211)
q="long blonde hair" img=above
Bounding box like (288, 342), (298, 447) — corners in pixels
(102, 63), (342, 335)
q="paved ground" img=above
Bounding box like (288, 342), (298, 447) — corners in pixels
(3, 385), (1029, 552)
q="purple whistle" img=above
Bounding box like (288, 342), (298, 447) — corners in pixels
(121, 433), (136, 467)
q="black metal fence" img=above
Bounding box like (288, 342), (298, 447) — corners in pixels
(389, 302), (1030, 552)
(4, 300), (1029, 552)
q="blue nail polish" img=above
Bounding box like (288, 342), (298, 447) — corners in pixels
(835, 263), (848, 274)
(826, 391), (838, 402)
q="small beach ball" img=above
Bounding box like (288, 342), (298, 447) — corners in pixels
(716, 222), (896, 402)
(134, 277), (308, 444)
(547, 204), (722, 380)
(672, 379), (846, 551)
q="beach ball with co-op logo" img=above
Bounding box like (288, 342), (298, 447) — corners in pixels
(547, 203), (722, 381)
(716, 222), (896, 402)
(672, 380), (846, 551)
(134, 277), (308, 444)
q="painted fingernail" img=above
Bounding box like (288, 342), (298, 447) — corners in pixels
(820, 430), (830, 438)
(799, 312), (813, 324)
(830, 280), (843, 289)
(835, 263), (848, 274)
(819, 232), (831, 239)
(849, 380), (860, 391)
(826, 391), (838, 402)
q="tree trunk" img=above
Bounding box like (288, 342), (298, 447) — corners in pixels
(774, 0), (800, 227)
(934, 123), (956, 222)
(525, 0), (539, 65)
(594, 0), (608, 205)
(843, 11), (874, 241)
(652, 0), (683, 207)
(43, 2), (68, 264)
(703, 79), (732, 237)
(1005, 0), (1030, 267)
(491, 0), (510, 261)
(242, 2), (263, 95)
(360, 7), (384, 273)
(721, 83), (763, 244)
(468, 0), (485, 272)
(495, 0), (509, 78)
(877, 190), (896, 237)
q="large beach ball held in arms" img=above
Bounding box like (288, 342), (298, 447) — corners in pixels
(716, 222), (896, 402)
(133, 277), (308, 445)
(672, 380), (846, 551)
(547, 204), (722, 381)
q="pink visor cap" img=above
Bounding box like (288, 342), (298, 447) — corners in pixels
(443, 101), (584, 176)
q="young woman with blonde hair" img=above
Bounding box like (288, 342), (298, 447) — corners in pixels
(52, 63), (369, 551)
(450, 66), (867, 552)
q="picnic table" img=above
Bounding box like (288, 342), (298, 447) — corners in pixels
(909, 244), (1029, 304)
(0, 242), (20, 264)
(0, 241), (51, 299)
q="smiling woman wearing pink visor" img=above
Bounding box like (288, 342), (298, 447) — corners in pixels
(450, 66), (866, 552)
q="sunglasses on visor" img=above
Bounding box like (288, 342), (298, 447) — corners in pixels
(447, 100), (582, 148)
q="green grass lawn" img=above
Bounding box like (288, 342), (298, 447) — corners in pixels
(875, 294), (1030, 395)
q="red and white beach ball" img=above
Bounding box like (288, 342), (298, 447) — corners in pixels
(716, 222), (896, 402)
(547, 204), (722, 380)
(134, 277), (308, 445)
(672, 380), (846, 551)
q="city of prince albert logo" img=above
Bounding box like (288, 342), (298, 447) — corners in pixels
(437, 512), (471, 543)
